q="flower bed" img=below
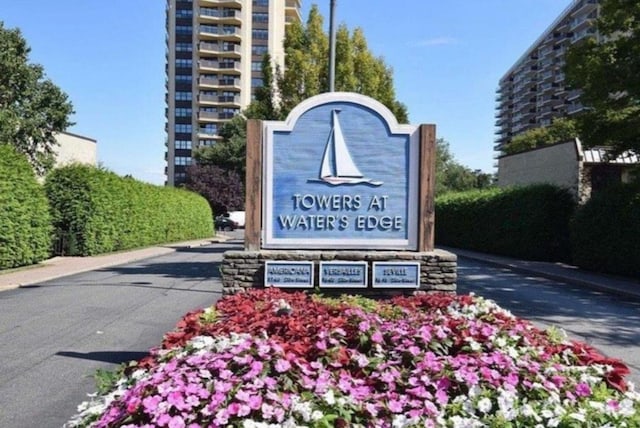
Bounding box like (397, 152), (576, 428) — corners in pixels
(66, 289), (640, 427)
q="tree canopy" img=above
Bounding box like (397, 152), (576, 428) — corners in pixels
(502, 117), (578, 155)
(0, 22), (74, 174)
(249, 5), (408, 123)
(436, 139), (494, 194)
(564, 0), (640, 155)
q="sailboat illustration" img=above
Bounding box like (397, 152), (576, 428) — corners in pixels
(309, 109), (383, 186)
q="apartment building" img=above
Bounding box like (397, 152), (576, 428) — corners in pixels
(494, 0), (599, 154)
(165, 0), (302, 186)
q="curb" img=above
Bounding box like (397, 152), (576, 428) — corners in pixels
(0, 236), (234, 292)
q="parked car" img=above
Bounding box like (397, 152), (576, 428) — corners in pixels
(228, 211), (246, 228)
(215, 215), (237, 232)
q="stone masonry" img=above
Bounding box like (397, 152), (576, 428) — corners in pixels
(221, 249), (457, 296)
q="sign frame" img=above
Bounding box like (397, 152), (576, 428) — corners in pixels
(264, 261), (314, 288)
(262, 92), (420, 250)
(319, 261), (368, 289)
(372, 261), (421, 289)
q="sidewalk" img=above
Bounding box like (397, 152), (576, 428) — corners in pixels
(443, 246), (640, 301)
(0, 236), (231, 292)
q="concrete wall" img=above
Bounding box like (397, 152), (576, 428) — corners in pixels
(497, 141), (579, 195)
(53, 132), (97, 167)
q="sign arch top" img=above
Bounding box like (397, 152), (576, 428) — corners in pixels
(262, 92), (420, 250)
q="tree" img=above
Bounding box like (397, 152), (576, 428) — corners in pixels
(184, 164), (244, 215)
(564, 0), (640, 155)
(274, 6), (408, 122)
(193, 115), (247, 178)
(436, 138), (493, 194)
(503, 117), (578, 155)
(0, 22), (74, 174)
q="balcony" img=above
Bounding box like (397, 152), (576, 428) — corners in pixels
(199, 42), (223, 54)
(198, 111), (218, 121)
(285, 0), (302, 23)
(198, 95), (216, 105)
(571, 0), (598, 17)
(198, 7), (241, 25)
(218, 95), (240, 105)
(219, 61), (241, 73)
(219, 78), (241, 89)
(219, 111), (236, 119)
(199, 0), (241, 7)
(198, 77), (218, 88)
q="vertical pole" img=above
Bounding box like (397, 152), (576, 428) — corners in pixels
(328, 0), (337, 92)
(418, 124), (436, 252)
(245, 120), (263, 251)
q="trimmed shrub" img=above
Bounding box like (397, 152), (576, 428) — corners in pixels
(0, 144), (52, 269)
(45, 165), (213, 256)
(571, 183), (640, 277)
(435, 185), (576, 261)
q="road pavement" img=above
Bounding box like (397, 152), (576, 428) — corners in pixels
(0, 238), (241, 428)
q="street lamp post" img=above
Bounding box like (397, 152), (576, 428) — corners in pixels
(328, 0), (336, 92)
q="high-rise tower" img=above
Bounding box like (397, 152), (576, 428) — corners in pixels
(495, 0), (598, 155)
(165, 0), (302, 186)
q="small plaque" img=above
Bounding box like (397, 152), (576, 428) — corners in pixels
(264, 261), (314, 288)
(319, 261), (368, 288)
(372, 262), (420, 288)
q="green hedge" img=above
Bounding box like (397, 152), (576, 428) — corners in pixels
(571, 183), (640, 277)
(0, 144), (52, 269)
(435, 185), (576, 262)
(45, 165), (213, 256)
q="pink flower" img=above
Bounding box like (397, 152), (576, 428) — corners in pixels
(275, 358), (291, 373)
(575, 382), (592, 397)
(168, 416), (186, 428)
(388, 398), (404, 413)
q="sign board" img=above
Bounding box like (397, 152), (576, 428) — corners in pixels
(263, 93), (419, 250)
(264, 261), (314, 288)
(372, 262), (420, 288)
(319, 261), (368, 288)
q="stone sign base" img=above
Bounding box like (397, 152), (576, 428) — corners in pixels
(221, 249), (457, 296)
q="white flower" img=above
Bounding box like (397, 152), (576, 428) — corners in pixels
(477, 397), (492, 413)
(568, 411), (586, 422)
(323, 389), (335, 406)
(619, 398), (636, 417)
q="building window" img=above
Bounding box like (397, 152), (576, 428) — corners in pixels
(252, 45), (268, 56)
(176, 59), (192, 68)
(252, 29), (268, 40)
(176, 9), (193, 18)
(175, 140), (192, 149)
(251, 61), (262, 71)
(199, 139), (216, 147)
(175, 25), (192, 34)
(253, 0), (268, 6)
(175, 156), (192, 166)
(253, 12), (269, 23)
(175, 108), (192, 117)
(199, 124), (218, 135)
(175, 124), (192, 133)
(223, 25), (238, 35)
(176, 42), (192, 52)
(175, 75), (192, 82)
(175, 91), (192, 101)
(252, 77), (264, 87)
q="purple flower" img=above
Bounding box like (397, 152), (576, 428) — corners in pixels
(575, 382), (592, 397)
(275, 358), (292, 373)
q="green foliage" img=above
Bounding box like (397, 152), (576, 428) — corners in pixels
(502, 118), (578, 155)
(571, 182), (640, 277)
(0, 144), (52, 269)
(564, 0), (640, 155)
(436, 139), (494, 195)
(250, 5), (408, 123)
(194, 115), (247, 178)
(435, 185), (576, 261)
(45, 165), (213, 256)
(0, 22), (74, 175)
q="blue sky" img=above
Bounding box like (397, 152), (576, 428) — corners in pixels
(1, 1), (570, 185)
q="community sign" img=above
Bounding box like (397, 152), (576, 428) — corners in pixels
(263, 92), (419, 250)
